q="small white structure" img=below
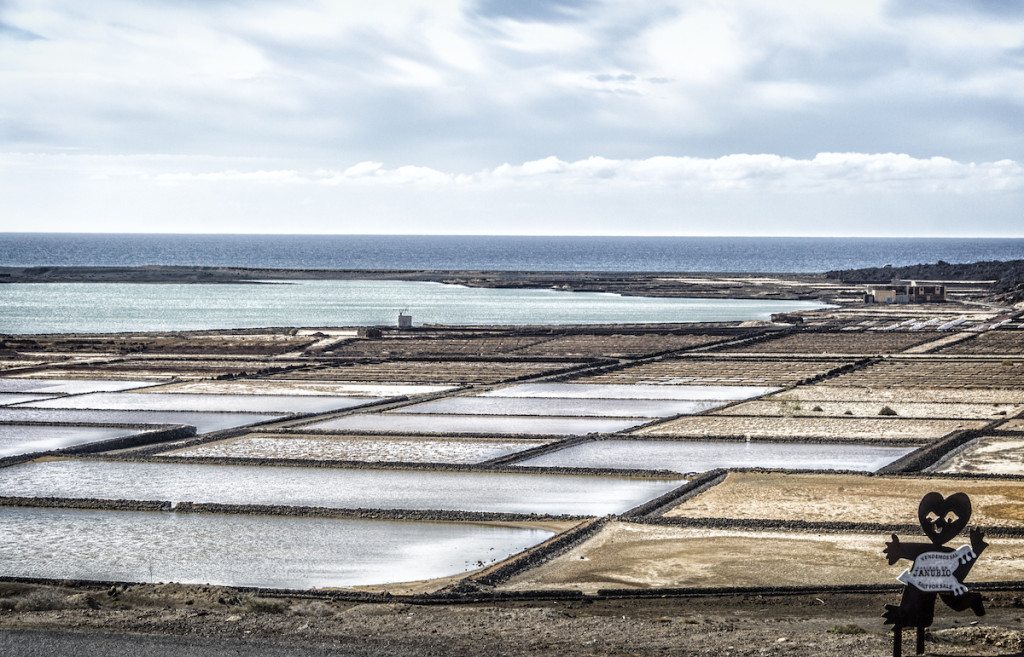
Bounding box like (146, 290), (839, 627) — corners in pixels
(397, 311), (413, 329)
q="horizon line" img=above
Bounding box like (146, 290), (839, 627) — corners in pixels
(2, 231), (1024, 240)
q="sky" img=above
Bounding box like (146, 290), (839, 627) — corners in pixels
(0, 0), (1022, 236)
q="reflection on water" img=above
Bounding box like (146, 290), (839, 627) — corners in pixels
(0, 506), (553, 588)
(305, 413), (645, 436)
(24, 392), (382, 414)
(0, 378), (160, 394)
(0, 408), (283, 435)
(0, 280), (831, 333)
(0, 460), (685, 515)
(517, 439), (916, 473)
(393, 396), (722, 418)
(0, 425), (135, 458)
(481, 383), (780, 400)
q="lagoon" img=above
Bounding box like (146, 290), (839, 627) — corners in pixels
(0, 280), (829, 333)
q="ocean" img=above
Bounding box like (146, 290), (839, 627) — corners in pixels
(1, 234), (1022, 272)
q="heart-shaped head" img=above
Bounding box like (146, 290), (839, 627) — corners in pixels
(918, 491), (972, 545)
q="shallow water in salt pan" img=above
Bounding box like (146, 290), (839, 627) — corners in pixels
(23, 392), (380, 414)
(0, 408), (282, 435)
(0, 393), (54, 406)
(517, 439), (916, 473)
(0, 378), (160, 394)
(0, 424), (137, 457)
(480, 383), (778, 400)
(0, 506), (552, 588)
(303, 413), (644, 436)
(393, 396), (721, 418)
(154, 380), (455, 397)
(0, 460), (684, 515)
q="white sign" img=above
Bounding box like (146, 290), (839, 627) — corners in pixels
(897, 545), (976, 595)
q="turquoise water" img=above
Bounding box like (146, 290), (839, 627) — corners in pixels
(0, 280), (828, 333)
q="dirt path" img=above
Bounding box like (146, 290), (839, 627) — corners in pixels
(1, 584), (1023, 656)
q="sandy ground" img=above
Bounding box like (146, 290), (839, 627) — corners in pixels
(941, 331), (1024, 356)
(1002, 420), (1024, 432)
(717, 332), (936, 355)
(933, 436), (1024, 476)
(714, 400), (1021, 420)
(770, 385), (1024, 405)
(665, 472), (1024, 528)
(498, 522), (1024, 592)
(828, 360), (1024, 389)
(637, 416), (983, 442)
(2, 583), (1024, 657)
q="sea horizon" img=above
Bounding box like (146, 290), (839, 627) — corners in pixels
(3, 233), (1024, 273)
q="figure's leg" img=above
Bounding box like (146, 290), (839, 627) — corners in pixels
(916, 624), (925, 655)
(893, 624), (902, 657)
(940, 591), (986, 616)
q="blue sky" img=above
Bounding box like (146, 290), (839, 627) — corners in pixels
(1, 0), (1022, 235)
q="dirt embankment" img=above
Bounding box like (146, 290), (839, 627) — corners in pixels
(0, 266), (851, 300)
(1, 582), (1023, 656)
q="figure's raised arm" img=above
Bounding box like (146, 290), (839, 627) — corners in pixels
(884, 533), (934, 565)
(970, 527), (988, 556)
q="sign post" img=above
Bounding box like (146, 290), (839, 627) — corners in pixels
(883, 491), (988, 657)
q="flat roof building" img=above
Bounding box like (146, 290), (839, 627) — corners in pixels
(865, 280), (946, 304)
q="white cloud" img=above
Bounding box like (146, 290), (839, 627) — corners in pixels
(9, 151), (1016, 194)
(1, 1), (1023, 235)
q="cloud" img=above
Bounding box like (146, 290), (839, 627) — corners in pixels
(0, 20), (44, 40)
(1, 0), (1023, 168)
(11, 151), (1017, 194)
(1, 1), (1023, 235)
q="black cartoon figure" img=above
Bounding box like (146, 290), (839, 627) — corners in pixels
(883, 491), (988, 657)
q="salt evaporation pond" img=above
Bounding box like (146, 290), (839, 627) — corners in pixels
(0, 280), (831, 333)
(481, 383), (779, 400)
(304, 413), (645, 436)
(393, 396), (722, 418)
(0, 393), (54, 406)
(0, 378), (160, 394)
(0, 424), (138, 458)
(156, 380), (455, 397)
(0, 408), (283, 435)
(0, 506), (553, 588)
(517, 439), (917, 473)
(0, 460), (684, 515)
(167, 433), (553, 464)
(24, 391), (382, 414)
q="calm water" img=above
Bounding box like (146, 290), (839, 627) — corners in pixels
(23, 391), (383, 414)
(393, 396), (724, 418)
(0, 506), (553, 588)
(0, 460), (684, 515)
(482, 383), (780, 400)
(0, 378), (160, 394)
(304, 413), (646, 436)
(0, 408), (283, 435)
(3, 234), (1024, 271)
(517, 439), (916, 473)
(0, 424), (136, 458)
(0, 280), (828, 333)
